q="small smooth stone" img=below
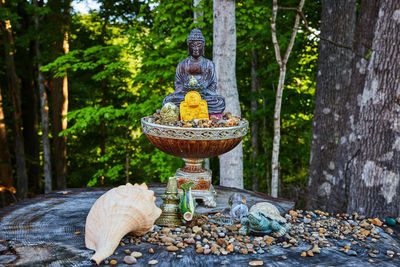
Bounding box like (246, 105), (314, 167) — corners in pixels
(218, 232), (226, 237)
(149, 248), (154, 254)
(124, 249), (131, 255)
(110, 259), (117, 265)
(221, 260), (230, 265)
(385, 217), (397, 226)
(149, 260), (158, 265)
(369, 253), (377, 258)
(204, 248), (211, 255)
(0, 255), (17, 264)
(311, 244), (320, 254)
(196, 247), (204, 253)
(123, 256), (137, 265)
(249, 260), (264, 266)
(301, 252), (307, 257)
(369, 218), (382, 227)
(167, 246), (179, 252)
(346, 250), (358, 256)
(0, 244), (7, 253)
(131, 252), (142, 258)
(161, 236), (175, 244)
(385, 228), (394, 234)
(161, 228), (171, 234)
(304, 218), (311, 224)
(185, 238), (195, 244)
(193, 226), (202, 233)
(307, 250), (314, 257)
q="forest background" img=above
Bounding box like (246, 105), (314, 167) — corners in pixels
(0, 0), (319, 207)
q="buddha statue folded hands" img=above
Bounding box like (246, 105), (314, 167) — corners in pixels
(162, 28), (225, 117)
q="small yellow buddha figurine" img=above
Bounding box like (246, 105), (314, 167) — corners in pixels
(180, 91), (209, 121)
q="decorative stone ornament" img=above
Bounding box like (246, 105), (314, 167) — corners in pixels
(180, 91), (209, 121)
(160, 102), (179, 122)
(155, 177), (183, 227)
(239, 202), (290, 236)
(179, 182), (196, 221)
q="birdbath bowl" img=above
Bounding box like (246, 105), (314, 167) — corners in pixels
(141, 116), (248, 207)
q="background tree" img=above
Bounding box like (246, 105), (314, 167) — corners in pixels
(1, 0), (28, 199)
(213, 0), (243, 189)
(33, 0), (52, 193)
(0, 0), (320, 207)
(270, 0), (305, 197)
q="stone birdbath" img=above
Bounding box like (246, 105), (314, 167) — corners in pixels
(141, 28), (248, 208)
(141, 117), (248, 207)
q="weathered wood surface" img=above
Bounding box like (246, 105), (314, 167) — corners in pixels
(0, 185), (293, 266)
(1, 185), (400, 266)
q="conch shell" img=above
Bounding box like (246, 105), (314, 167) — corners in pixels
(85, 183), (161, 264)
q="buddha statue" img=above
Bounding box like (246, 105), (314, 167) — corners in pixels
(162, 28), (225, 117)
(180, 91), (209, 121)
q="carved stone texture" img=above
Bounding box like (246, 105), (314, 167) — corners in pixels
(180, 91), (209, 121)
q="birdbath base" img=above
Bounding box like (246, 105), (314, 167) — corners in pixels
(175, 158), (217, 208)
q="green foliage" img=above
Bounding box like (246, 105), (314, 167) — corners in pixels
(36, 0), (320, 202)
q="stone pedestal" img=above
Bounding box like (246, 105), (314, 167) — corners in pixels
(175, 158), (216, 208)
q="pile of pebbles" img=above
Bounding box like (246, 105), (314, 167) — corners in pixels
(144, 111), (247, 128)
(103, 211), (400, 265)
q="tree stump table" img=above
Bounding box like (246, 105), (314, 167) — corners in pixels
(0, 185), (399, 266)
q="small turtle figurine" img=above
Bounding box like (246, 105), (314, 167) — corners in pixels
(228, 193), (248, 222)
(239, 202), (290, 237)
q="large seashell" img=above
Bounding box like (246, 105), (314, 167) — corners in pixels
(85, 183), (161, 264)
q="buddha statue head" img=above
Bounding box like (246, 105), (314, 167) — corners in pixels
(187, 28), (205, 59)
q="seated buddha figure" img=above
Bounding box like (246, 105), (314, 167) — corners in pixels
(180, 91), (209, 121)
(162, 28), (225, 117)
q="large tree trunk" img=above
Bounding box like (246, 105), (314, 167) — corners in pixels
(51, 77), (67, 190)
(21, 43), (40, 195)
(213, 0), (243, 189)
(250, 48), (259, 191)
(34, 0), (53, 194)
(50, 0), (70, 190)
(0, 86), (13, 189)
(345, 0), (400, 217)
(307, 0), (400, 218)
(307, 0), (358, 211)
(1, 0), (28, 199)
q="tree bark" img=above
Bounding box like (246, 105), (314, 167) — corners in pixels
(307, 0), (358, 210)
(193, 0), (203, 24)
(307, 0), (400, 218)
(34, 0), (53, 194)
(345, 0), (400, 217)
(50, 0), (70, 190)
(0, 86), (14, 189)
(251, 48), (259, 192)
(213, 0), (243, 189)
(270, 0), (304, 197)
(21, 43), (40, 195)
(1, 0), (28, 199)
